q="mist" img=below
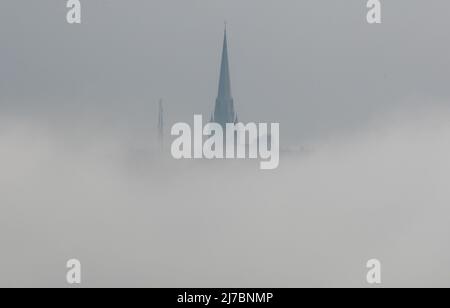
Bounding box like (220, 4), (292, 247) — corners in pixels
(1, 0), (450, 288)
(1, 104), (449, 287)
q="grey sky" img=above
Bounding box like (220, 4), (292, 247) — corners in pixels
(1, 1), (450, 288)
(1, 0), (449, 143)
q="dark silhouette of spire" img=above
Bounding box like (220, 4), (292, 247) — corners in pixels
(212, 25), (237, 127)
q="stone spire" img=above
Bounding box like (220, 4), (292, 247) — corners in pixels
(212, 25), (236, 127)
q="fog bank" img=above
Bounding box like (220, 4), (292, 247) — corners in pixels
(1, 107), (450, 287)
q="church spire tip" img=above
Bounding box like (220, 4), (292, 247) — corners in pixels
(213, 24), (236, 127)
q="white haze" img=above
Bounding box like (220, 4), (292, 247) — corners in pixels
(1, 105), (450, 288)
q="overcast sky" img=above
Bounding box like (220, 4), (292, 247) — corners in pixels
(1, 1), (450, 287)
(1, 0), (449, 143)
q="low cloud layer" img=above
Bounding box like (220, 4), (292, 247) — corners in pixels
(1, 105), (449, 287)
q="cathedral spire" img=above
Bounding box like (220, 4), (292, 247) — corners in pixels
(218, 25), (232, 99)
(213, 24), (236, 127)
